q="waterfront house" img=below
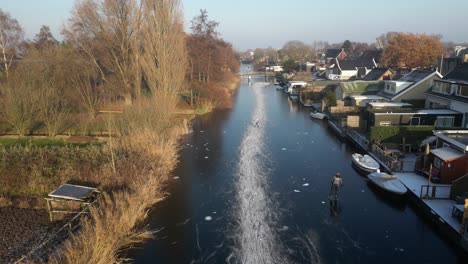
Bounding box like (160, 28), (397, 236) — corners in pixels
(362, 108), (463, 132)
(425, 63), (468, 128)
(377, 69), (442, 103)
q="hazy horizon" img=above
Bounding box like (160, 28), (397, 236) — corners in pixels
(1, 0), (468, 51)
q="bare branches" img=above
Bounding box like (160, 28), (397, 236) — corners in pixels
(0, 8), (24, 79)
(64, 0), (140, 105)
(140, 0), (187, 102)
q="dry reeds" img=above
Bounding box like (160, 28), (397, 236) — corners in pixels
(51, 168), (167, 264)
(49, 96), (189, 263)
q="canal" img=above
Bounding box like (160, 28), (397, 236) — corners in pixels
(134, 64), (466, 263)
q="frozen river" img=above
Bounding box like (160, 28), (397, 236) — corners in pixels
(134, 64), (466, 263)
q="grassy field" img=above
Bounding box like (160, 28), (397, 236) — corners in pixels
(0, 138), (101, 148)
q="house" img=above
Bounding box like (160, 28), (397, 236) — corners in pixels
(425, 130), (468, 184)
(362, 109), (463, 132)
(326, 58), (377, 80)
(378, 69), (442, 102)
(335, 81), (385, 101)
(425, 63), (468, 128)
(359, 50), (383, 66)
(323, 48), (347, 64)
(362, 68), (393, 81)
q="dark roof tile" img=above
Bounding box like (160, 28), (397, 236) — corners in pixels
(326, 49), (342, 58)
(362, 67), (391, 81)
(443, 63), (468, 82)
(398, 70), (435, 82)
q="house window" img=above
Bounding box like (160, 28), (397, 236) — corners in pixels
(434, 82), (451, 94)
(457, 85), (468, 97)
(380, 121), (391, 126)
(434, 157), (442, 169)
(410, 117), (420, 126)
(436, 116), (454, 128)
(451, 84), (459, 94)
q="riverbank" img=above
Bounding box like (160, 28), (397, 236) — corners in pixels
(48, 77), (240, 263)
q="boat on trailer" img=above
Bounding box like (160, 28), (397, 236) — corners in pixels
(351, 153), (379, 173)
(368, 172), (407, 195)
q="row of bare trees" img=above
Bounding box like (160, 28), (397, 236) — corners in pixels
(0, 1), (239, 137)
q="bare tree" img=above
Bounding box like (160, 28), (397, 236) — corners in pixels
(140, 0), (187, 101)
(0, 9), (24, 79)
(190, 9), (219, 38)
(281, 40), (314, 63)
(34, 25), (59, 49)
(64, 0), (141, 105)
(2, 71), (38, 136)
(70, 68), (103, 118)
(37, 79), (69, 137)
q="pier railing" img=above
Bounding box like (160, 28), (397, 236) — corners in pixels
(419, 185), (451, 199)
(371, 144), (401, 171)
(346, 129), (369, 150)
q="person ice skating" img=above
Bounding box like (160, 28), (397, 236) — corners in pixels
(330, 172), (343, 199)
(255, 118), (260, 127)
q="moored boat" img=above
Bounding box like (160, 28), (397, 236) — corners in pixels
(351, 153), (379, 173)
(310, 111), (326, 120)
(368, 172), (408, 195)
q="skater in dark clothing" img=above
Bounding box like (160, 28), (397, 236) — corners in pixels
(329, 172), (343, 199)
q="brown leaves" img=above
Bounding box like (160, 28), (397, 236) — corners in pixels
(381, 32), (444, 70)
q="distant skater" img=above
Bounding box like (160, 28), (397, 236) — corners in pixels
(329, 172), (343, 200)
(255, 118), (260, 127)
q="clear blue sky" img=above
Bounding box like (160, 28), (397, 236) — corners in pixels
(1, 0), (467, 51)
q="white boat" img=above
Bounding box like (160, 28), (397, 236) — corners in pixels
(368, 172), (407, 195)
(310, 111), (326, 120)
(351, 153), (379, 173)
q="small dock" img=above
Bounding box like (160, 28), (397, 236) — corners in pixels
(395, 172), (468, 251)
(327, 120), (346, 139)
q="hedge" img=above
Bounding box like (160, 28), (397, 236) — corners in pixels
(370, 126), (435, 145)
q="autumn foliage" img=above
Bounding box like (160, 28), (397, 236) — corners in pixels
(381, 33), (444, 69)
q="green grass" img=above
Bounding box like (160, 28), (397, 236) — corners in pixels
(341, 81), (384, 94)
(0, 138), (102, 148)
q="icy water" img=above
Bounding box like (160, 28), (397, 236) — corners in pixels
(134, 65), (467, 263)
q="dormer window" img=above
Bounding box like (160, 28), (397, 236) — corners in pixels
(457, 84), (468, 97)
(433, 81), (451, 94)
